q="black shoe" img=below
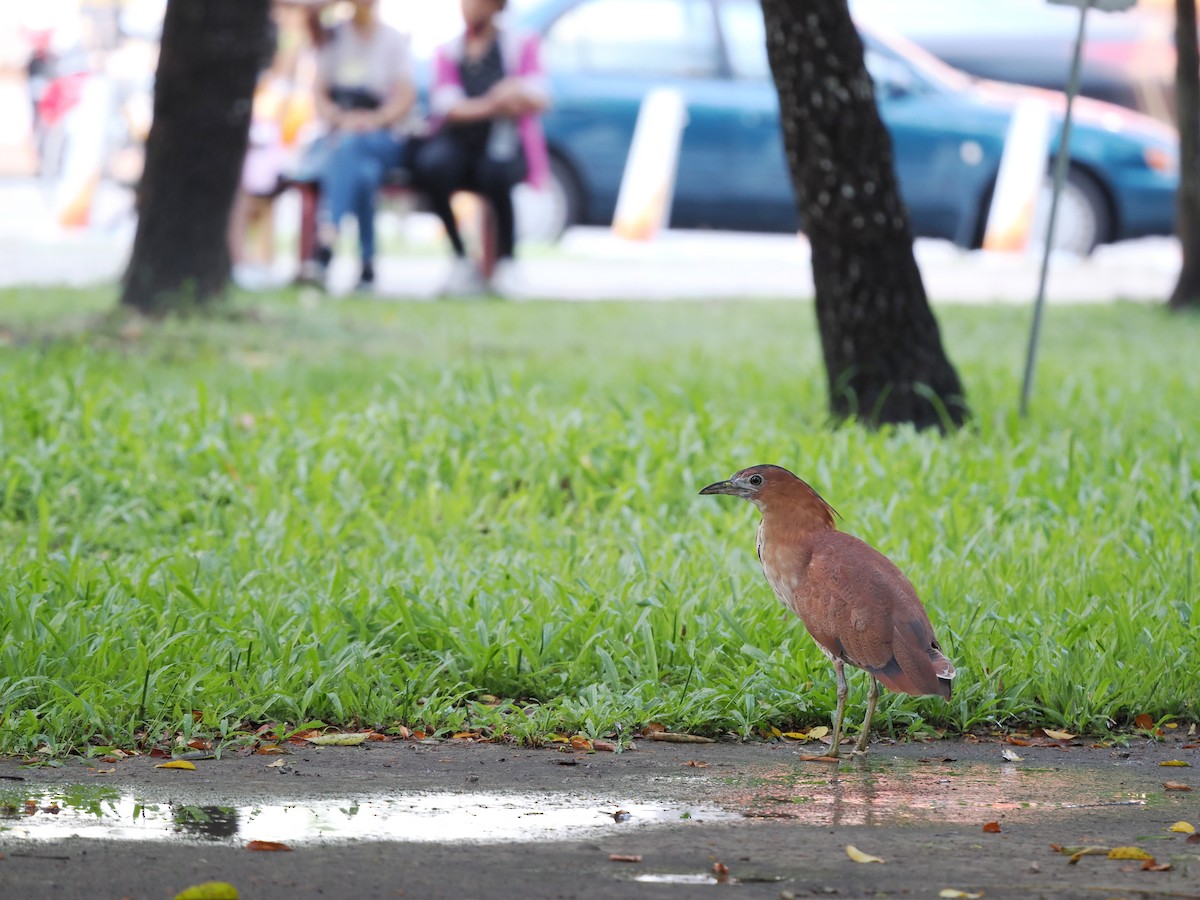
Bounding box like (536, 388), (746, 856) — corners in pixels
(297, 244), (332, 288)
(357, 261), (375, 292)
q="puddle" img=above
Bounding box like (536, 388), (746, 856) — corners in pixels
(723, 759), (1151, 827)
(0, 787), (736, 846)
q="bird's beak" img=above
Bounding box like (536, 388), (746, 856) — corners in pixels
(699, 479), (738, 496)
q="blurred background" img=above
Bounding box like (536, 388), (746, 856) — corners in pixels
(0, 0), (1188, 299)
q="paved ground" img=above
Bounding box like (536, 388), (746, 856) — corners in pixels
(0, 177), (1183, 303)
(1, 734), (1197, 899)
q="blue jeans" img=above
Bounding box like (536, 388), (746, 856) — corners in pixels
(319, 130), (406, 264)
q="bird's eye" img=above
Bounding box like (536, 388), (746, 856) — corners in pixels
(748, 474), (763, 486)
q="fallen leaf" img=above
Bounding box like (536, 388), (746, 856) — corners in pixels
(155, 760), (197, 771)
(1160, 760), (1191, 767)
(265, 759), (286, 768)
(646, 732), (716, 744)
(683, 760), (710, 768)
(781, 732), (810, 740)
(712, 862), (730, 876)
(982, 821), (1001, 833)
(939, 891), (984, 899)
(593, 740), (617, 752)
(845, 844), (884, 864)
(1001, 748), (1023, 762)
(1163, 782), (1192, 791)
(1043, 729), (1075, 741)
(187, 739), (213, 751)
(609, 854), (642, 863)
(451, 731), (477, 740)
(1187, 834), (1200, 844)
(1107, 846), (1154, 860)
(174, 881), (239, 900)
(254, 745), (284, 755)
(1134, 713), (1154, 729)
(798, 754), (840, 763)
(305, 733), (368, 747)
(88, 767), (116, 776)
(569, 735), (593, 751)
(807, 726), (830, 740)
(1168, 821), (1195, 833)
(1005, 735), (1031, 746)
(1183, 743), (1200, 750)
(1142, 859), (1173, 872)
(1051, 845), (1110, 864)
(245, 840), (291, 852)
(610, 810), (631, 822)
(642, 723), (666, 736)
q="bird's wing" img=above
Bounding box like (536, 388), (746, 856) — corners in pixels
(802, 532), (947, 697)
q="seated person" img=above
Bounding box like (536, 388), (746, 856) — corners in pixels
(304, 0), (416, 291)
(415, 0), (550, 296)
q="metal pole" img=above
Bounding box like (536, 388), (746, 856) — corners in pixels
(1019, 0), (1092, 417)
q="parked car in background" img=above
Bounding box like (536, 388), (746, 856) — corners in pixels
(517, 0), (1179, 254)
(850, 0), (1177, 124)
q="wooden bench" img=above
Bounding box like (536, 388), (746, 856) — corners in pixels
(287, 170), (499, 280)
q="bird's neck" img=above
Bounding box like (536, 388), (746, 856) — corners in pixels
(757, 480), (837, 536)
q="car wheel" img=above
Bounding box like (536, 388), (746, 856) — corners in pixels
(1032, 166), (1112, 256)
(515, 153), (583, 243)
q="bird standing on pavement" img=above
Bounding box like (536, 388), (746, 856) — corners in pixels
(700, 464), (955, 757)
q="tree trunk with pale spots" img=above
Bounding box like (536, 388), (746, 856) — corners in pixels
(759, 0), (968, 430)
(1170, 0), (1200, 310)
(121, 0), (270, 314)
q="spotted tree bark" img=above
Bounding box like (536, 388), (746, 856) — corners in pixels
(760, 0), (968, 430)
(1170, 0), (1200, 310)
(121, 0), (270, 314)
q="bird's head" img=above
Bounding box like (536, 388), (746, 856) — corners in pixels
(700, 464), (837, 525)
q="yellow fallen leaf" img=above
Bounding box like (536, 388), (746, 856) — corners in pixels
(845, 844), (884, 863)
(1168, 821), (1195, 834)
(807, 726), (830, 740)
(781, 732), (810, 740)
(1107, 846), (1154, 860)
(305, 733), (369, 747)
(175, 881), (239, 900)
(939, 891), (984, 899)
(155, 760), (197, 771)
(1160, 760), (1191, 767)
(1043, 729), (1075, 740)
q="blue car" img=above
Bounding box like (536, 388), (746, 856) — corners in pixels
(517, 0), (1179, 253)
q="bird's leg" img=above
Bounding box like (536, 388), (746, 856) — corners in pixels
(827, 660), (848, 758)
(855, 677), (880, 754)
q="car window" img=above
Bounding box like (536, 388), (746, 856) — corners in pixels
(542, 0), (720, 78)
(716, 0), (770, 81)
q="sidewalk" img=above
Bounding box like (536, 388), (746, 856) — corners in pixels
(0, 176), (1182, 303)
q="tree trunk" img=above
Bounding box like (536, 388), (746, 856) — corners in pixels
(121, 0), (270, 314)
(1170, 0), (1200, 310)
(760, 0), (968, 430)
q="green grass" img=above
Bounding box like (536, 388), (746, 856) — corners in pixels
(1, 288), (1197, 756)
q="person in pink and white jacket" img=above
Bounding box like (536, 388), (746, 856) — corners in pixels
(414, 0), (550, 296)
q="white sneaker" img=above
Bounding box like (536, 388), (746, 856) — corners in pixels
(487, 259), (522, 298)
(440, 258), (486, 297)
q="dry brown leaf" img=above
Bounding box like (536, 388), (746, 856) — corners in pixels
(712, 862), (730, 876)
(88, 767), (116, 776)
(799, 754), (840, 763)
(1163, 782), (1192, 791)
(569, 735), (593, 750)
(155, 760), (197, 771)
(593, 740), (617, 752)
(451, 731), (477, 740)
(1167, 821), (1195, 833)
(1141, 859), (1173, 872)
(1006, 734), (1031, 746)
(646, 732), (715, 744)
(683, 760), (710, 768)
(254, 745), (284, 755)
(1159, 760), (1191, 767)
(245, 840), (291, 852)
(1107, 846), (1154, 860)
(1134, 713), (1155, 730)
(642, 723), (666, 736)
(609, 854), (642, 863)
(845, 844), (885, 863)
(982, 821), (1001, 833)
(1187, 834), (1200, 844)
(1042, 729), (1075, 741)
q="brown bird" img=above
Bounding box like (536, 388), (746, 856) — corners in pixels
(700, 464), (955, 757)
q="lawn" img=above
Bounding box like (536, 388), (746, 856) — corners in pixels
(0, 288), (1197, 756)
